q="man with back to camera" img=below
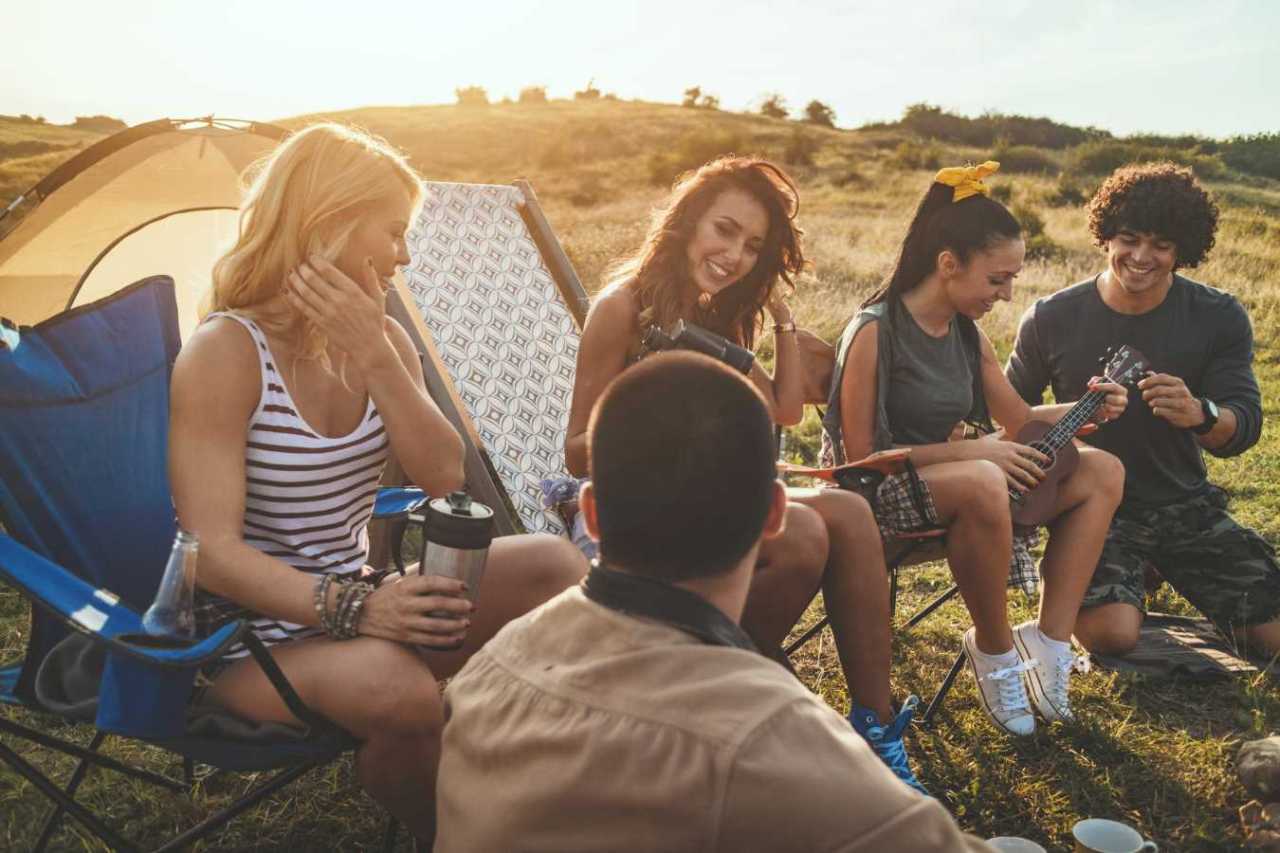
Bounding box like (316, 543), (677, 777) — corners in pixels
(433, 351), (994, 851)
(1006, 162), (1280, 658)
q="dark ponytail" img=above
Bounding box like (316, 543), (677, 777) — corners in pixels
(863, 181), (1022, 309)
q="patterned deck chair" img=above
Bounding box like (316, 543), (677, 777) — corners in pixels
(388, 180), (586, 540)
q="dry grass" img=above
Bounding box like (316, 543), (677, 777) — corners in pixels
(2, 99), (1279, 850)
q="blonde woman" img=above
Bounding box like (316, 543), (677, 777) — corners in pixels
(170, 123), (585, 842)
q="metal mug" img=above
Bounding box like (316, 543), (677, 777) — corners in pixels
(1072, 819), (1158, 853)
(415, 491), (494, 603)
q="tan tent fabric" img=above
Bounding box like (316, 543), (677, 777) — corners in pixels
(0, 122), (282, 338)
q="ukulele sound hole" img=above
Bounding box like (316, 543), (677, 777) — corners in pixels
(1029, 441), (1056, 469)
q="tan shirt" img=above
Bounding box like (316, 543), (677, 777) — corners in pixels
(436, 587), (993, 853)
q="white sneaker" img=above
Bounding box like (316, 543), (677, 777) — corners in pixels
(962, 627), (1036, 736)
(1013, 620), (1085, 723)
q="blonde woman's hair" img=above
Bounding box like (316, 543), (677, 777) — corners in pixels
(207, 122), (422, 361)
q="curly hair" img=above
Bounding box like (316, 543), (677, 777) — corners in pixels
(607, 156), (806, 349)
(1086, 162), (1219, 268)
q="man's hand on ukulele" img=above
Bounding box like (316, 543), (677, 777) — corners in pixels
(1088, 376), (1129, 424)
(974, 428), (1050, 493)
(1137, 372), (1203, 429)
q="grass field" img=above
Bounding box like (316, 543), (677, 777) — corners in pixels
(2, 100), (1279, 850)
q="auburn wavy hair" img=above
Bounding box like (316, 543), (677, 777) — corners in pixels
(207, 122), (422, 363)
(608, 156), (806, 348)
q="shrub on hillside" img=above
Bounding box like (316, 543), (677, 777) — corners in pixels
(897, 103), (1107, 149)
(888, 139), (941, 170)
(990, 183), (1013, 203)
(804, 100), (836, 128)
(648, 130), (747, 186)
(783, 129), (820, 167)
(1012, 201), (1063, 260)
(992, 143), (1058, 174)
(759, 94), (788, 120)
(1221, 133), (1280, 181)
(574, 79), (602, 100)
(1068, 140), (1225, 179)
(518, 86), (548, 104)
(0, 139), (69, 160)
(455, 86), (489, 107)
(1045, 173), (1091, 208)
(682, 87), (720, 109)
(71, 115), (126, 132)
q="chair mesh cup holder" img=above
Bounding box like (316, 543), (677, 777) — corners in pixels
(96, 635), (199, 740)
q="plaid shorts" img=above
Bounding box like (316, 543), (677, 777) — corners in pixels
(872, 470), (1040, 595)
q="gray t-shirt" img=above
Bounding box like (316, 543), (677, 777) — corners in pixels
(882, 300), (975, 446)
(1006, 275), (1262, 508)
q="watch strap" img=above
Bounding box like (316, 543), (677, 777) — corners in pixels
(1191, 398), (1218, 435)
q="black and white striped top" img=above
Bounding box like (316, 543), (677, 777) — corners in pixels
(196, 312), (390, 656)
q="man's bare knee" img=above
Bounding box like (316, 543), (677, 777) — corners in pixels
(1075, 619), (1140, 656)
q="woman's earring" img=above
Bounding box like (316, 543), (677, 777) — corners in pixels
(697, 291), (713, 309)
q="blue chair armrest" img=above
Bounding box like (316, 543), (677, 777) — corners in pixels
(0, 533), (244, 669)
(373, 487), (427, 520)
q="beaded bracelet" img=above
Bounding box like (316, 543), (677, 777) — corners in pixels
(338, 582), (375, 639)
(313, 573), (335, 632)
(773, 321), (797, 334)
(333, 581), (358, 638)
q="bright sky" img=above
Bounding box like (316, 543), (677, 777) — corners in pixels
(4, 0), (1277, 138)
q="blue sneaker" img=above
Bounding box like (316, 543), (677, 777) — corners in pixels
(849, 695), (928, 795)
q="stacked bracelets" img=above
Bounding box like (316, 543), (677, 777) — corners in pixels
(313, 573), (375, 640)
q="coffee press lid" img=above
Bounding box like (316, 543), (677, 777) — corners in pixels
(424, 491), (495, 550)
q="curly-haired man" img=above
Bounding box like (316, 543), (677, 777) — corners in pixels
(1006, 162), (1280, 658)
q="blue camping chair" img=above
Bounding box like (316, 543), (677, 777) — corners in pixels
(0, 276), (424, 851)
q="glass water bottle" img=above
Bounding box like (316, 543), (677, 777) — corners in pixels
(141, 529), (198, 639)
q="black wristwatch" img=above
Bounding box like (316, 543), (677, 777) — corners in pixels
(1191, 398), (1220, 435)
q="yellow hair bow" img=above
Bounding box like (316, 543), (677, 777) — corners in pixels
(934, 160), (1001, 202)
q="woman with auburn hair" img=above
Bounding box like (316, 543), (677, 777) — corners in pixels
(823, 162), (1126, 738)
(171, 122), (585, 843)
(563, 156), (927, 793)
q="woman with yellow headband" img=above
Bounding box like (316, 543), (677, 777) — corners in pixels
(821, 163), (1128, 737)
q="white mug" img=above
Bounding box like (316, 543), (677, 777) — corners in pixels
(987, 837), (1048, 853)
(1072, 818), (1158, 852)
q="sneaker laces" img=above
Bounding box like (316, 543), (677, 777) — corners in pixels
(982, 659), (1036, 715)
(1038, 649), (1091, 711)
(851, 697), (928, 795)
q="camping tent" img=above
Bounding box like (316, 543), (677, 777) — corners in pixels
(0, 117), (286, 338)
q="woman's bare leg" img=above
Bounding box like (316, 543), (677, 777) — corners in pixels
(742, 502), (827, 650)
(1038, 448), (1124, 640)
(203, 533), (586, 842)
(919, 459), (1015, 654)
(787, 487), (894, 721)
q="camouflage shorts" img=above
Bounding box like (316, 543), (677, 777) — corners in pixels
(873, 471), (1041, 594)
(1081, 484), (1280, 631)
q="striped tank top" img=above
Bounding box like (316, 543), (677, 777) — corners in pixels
(196, 312), (390, 656)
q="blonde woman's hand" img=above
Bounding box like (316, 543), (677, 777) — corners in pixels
(287, 255), (396, 373)
(358, 573), (474, 649)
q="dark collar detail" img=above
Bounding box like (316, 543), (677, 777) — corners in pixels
(582, 561), (760, 654)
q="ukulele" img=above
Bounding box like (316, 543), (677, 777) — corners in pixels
(1008, 344), (1150, 527)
